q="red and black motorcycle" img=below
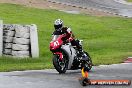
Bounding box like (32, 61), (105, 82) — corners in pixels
(50, 34), (92, 73)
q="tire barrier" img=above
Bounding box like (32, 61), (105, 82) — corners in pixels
(0, 20), (39, 58)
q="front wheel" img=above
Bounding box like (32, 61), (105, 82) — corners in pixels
(53, 55), (67, 74)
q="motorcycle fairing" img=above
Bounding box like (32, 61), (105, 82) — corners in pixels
(50, 35), (63, 51)
(61, 43), (77, 69)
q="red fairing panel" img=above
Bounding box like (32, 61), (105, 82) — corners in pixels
(50, 35), (64, 51)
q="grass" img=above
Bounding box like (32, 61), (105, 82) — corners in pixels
(0, 3), (132, 72)
(126, 0), (132, 2)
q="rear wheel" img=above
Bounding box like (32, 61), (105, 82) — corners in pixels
(53, 54), (67, 74)
(81, 52), (93, 72)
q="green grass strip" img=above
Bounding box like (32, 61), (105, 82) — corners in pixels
(0, 3), (132, 71)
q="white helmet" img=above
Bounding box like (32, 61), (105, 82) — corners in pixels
(54, 19), (63, 31)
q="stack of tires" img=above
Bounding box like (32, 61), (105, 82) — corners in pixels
(3, 24), (31, 58)
(12, 25), (30, 58)
(3, 24), (15, 56)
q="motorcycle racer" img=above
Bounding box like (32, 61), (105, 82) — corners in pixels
(52, 19), (88, 59)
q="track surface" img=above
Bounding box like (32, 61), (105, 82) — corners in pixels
(0, 0), (115, 16)
(0, 0), (132, 88)
(0, 63), (132, 88)
(48, 0), (132, 17)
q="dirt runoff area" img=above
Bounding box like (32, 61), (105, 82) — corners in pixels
(0, 0), (116, 16)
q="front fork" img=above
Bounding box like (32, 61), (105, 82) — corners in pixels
(54, 52), (63, 61)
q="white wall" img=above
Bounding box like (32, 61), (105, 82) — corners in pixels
(30, 24), (39, 58)
(0, 20), (3, 56)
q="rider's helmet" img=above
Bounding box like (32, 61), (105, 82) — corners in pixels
(54, 19), (63, 31)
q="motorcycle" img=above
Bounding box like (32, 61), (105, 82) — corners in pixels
(49, 34), (92, 73)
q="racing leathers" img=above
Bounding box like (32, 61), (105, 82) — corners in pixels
(52, 27), (85, 57)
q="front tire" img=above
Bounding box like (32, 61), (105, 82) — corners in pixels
(53, 55), (67, 74)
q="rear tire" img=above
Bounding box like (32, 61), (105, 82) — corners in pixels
(82, 52), (93, 72)
(53, 55), (67, 74)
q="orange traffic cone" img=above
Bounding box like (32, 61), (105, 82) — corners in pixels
(79, 67), (91, 86)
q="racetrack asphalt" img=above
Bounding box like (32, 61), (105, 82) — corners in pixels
(0, 63), (132, 88)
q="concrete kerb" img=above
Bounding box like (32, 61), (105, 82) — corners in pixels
(46, 0), (130, 18)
